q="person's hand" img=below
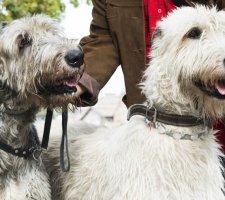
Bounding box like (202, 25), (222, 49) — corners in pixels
(75, 84), (86, 98)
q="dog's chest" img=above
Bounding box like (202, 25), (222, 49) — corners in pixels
(78, 119), (224, 199)
(1, 164), (51, 200)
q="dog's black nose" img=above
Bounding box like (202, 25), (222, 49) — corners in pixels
(64, 48), (84, 68)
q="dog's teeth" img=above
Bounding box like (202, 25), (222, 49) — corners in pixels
(64, 93), (67, 96)
(72, 92), (75, 96)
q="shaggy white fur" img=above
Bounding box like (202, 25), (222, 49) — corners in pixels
(44, 5), (225, 200)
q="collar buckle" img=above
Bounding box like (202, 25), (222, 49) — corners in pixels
(145, 101), (158, 128)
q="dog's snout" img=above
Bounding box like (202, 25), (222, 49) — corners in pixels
(64, 48), (84, 68)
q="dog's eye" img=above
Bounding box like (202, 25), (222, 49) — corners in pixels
(18, 34), (32, 51)
(186, 27), (202, 39)
(0, 21), (8, 29)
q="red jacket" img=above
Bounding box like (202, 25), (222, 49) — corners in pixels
(213, 122), (225, 152)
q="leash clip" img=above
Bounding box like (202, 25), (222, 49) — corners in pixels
(32, 147), (43, 161)
(145, 101), (157, 128)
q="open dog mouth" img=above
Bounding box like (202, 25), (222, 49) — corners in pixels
(38, 74), (81, 96)
(195, 80), (225, 99)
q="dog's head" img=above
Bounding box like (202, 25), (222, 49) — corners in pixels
(0, 15), (84, 109)
(141, 5), (225, 119)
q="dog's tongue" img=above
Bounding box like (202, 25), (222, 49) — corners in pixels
(65, 77), (78, 87)
(216, 83), (225, 95)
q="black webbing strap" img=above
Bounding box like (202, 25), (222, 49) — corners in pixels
(42, 108), (53, 150)
(60, 108), (70, 172)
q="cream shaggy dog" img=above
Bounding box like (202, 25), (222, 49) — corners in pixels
(44, 5), (225, 200)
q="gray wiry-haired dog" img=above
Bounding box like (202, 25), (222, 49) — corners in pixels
(44, 6), (225, 200)
(0, 15), (83, 199)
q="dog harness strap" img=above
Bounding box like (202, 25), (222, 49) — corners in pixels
(0, 140), (39, 158)
(0, 141), (31, 158)
(127, 104), (209, 127)
(60, 108), (70, 172)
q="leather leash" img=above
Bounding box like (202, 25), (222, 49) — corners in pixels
(60, 108), (70, 172)
(42, 108), (53, 150)
(43, 108), (70, 172)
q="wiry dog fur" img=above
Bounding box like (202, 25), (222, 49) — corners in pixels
(0, 15), (83, 199)
(44, 5), (225, 200)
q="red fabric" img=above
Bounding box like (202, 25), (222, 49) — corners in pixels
(144, 0), (225, 152)
(213, 122), (225, 152)
(144, 0), (175, 61)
